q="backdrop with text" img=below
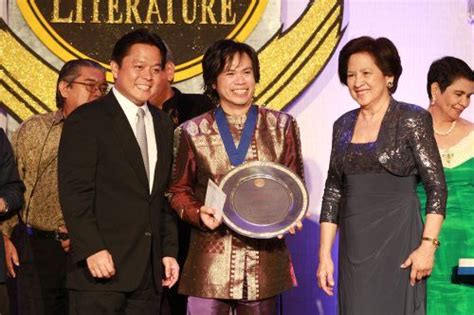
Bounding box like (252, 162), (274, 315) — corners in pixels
(0, 0), (472, 314)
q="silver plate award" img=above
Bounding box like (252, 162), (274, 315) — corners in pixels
(219, 161), (308, 239)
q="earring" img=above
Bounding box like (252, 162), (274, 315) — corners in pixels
(431, 97), (436, 106)
(387, 81), (393, 89)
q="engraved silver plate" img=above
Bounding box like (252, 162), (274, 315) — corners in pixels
(219, 161), (308, 239)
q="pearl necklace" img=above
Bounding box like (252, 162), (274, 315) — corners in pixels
(433, 120), (457, 136)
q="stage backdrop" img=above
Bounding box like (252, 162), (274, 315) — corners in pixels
(1, 1), (473, 314)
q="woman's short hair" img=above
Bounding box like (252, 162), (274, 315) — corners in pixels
(202, 39), (260, 104)
(427, 56), (474, 99)
(338, 36), (403, 93)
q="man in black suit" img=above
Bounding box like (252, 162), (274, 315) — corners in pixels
(0, 128), (25, 315)
(58, 29), (179, 314)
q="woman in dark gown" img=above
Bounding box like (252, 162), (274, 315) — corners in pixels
(316, 36), (447, 315)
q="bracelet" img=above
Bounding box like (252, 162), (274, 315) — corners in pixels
(422, 237), (440, 248)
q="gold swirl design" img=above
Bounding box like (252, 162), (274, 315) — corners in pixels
(255, 0), (344, 110)
(0, 19), (56, 121)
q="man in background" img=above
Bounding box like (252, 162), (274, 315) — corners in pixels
(2, 59), (107, 315)
(148, 46), (215, 127)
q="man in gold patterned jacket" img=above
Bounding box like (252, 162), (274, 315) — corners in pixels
(2, 59), (107, 315)
(167, 39), (305, 314)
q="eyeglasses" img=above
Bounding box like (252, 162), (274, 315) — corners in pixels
(69, 81), (109, 95)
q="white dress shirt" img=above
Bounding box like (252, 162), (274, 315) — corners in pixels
(113, 88), (157, 193)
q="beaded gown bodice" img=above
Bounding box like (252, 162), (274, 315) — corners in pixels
(343, 142), (385, 175)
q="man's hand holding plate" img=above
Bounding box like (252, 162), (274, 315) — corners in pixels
(200, 206), (223, 230)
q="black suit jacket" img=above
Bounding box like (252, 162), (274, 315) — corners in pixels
(58, 92), (178, 291)
(0, 128), (24, 282)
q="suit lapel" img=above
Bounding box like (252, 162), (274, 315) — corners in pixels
(104, 93), (149, 192)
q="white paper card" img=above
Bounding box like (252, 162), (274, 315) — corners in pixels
(204, 179), (227, 221)
(459, 258), (474, 267)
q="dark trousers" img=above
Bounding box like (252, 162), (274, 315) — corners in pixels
(69, 261), (160, 315)
(161, 220), (190, 315)
(1, 234), (11, 315)
(9, 224), (68, 315)
(0, 283), (10, 315)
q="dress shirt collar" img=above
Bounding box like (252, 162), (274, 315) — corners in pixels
(113, 87), (150, 124)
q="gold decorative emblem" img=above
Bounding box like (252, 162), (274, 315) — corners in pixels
(212, 120), (219, 133)
(278, 114), (288, 128)
(266, 112), (277, 130)
(186, 120), (199, 137)
(1, 0), (345, 122)
(199, 118), (211, 135)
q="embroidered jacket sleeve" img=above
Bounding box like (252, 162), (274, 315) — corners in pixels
(408, 111), (447, 216)
(167, 126), (204, 228)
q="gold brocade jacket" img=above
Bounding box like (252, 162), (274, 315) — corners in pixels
(1, 111), (65, 237)
(167, 107), (304, 300)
